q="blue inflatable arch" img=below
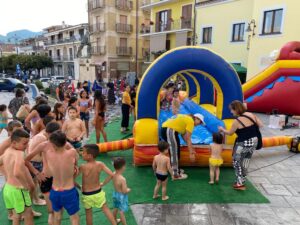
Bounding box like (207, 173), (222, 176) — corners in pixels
(136, 47), (243, 120)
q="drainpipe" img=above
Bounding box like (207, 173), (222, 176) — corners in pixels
(193, 0), (197, 45)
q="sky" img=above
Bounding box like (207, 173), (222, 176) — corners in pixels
(0, 0), (88, 35)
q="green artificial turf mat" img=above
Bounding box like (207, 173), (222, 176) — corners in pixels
(0, 117), (269, 225)
(89, 116), (134, 143)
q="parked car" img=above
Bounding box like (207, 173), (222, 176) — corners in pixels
(40, 77), (51, 88)
(0, 78), (29, 92)
(51, 76), (65, 83)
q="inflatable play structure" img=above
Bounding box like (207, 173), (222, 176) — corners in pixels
(96, 46), (299, 166)
(244, 41), (300, 115)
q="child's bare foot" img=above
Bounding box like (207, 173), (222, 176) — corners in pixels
(208, 181), (214, 185)
(162, 196), (169, 201)
(153, 194), (161, 199)
(215, 180), (219, 185)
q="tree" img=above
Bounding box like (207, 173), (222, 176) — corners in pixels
(0, 54), (53, 75)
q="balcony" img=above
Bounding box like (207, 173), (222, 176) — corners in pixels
(115, 0), (133, 11)
(90, 23), (106, 33)
(140, 25), (151, 34)
(91, 46), (106, 55)
(141, 0), (180, 10)
(88, 0), (105, 11)
(116, 23), (133, 33)
(45, 37), (82, 46)
(140, 18), (193, 36)
(116, 47), (132, 56)
(52, 56), (75, 62)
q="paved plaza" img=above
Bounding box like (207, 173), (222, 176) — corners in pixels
(1, 92), (300, 224)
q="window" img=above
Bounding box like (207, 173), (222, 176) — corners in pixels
(232, 23), (245, 42)
(262, 9), (283, 35)
(158, 10), (169, 32)
(202, 27), (212, 44)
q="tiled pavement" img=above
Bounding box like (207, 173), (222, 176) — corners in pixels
(1, 92), (300, 224)
(131, 114), (300, 225)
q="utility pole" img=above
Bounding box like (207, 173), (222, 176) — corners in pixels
(135, 0), (139, 77)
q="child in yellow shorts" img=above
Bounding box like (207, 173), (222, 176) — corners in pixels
(209, 132), (224, 184)
(79, 144), (117, 225)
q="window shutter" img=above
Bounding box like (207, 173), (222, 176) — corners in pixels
(155, 12), (160, 32)
(167, 10), (172, 30)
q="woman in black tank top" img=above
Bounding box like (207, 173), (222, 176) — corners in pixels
(219, 100), (263, 190)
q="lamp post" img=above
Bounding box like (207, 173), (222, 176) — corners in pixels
(135, 0), (139, 78)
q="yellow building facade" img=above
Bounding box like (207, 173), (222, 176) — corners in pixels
(140, 0), (195, 62)
(196, 0), (300, 80)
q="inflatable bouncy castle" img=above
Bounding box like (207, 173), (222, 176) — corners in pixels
(244, 42), (300, 115)
(97, 46), (296, 166)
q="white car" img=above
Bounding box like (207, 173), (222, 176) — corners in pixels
(40, 78), (51, 88)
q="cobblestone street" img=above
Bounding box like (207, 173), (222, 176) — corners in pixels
(1, 91), (300, 224)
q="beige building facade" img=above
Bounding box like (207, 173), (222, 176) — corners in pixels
(44, 23), (89, 80)
(88, 0), (149, 80)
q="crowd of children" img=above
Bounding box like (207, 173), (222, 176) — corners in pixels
(0, 87), (133, 225)
(0, 76), (229, 225)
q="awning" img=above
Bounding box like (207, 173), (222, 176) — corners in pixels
(231, 63), (247, 73)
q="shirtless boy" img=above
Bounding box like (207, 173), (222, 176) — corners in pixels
(0, 129), (34, 225)
(79, 144), (117, 225)
(0, 121), (22, 158)
(25, 122), (61, 225)
(27, 117), (57, 206)
(0, 121), (23, 220)
(47, 130), (80, 225)
(62, 106), (86, 150)
(153, 141), (173, 201)
(112, 157), (131, 225)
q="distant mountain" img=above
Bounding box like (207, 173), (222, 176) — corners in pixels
(0, 29), (43, 43)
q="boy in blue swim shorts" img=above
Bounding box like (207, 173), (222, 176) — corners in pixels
(112, 157), (131, 225)
(46, 131), (80, 225)
(79, 144), (117, 225)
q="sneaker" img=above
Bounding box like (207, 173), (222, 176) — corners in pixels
(233, 183), (246, 190)
(33, 198), (46, 206)
(173, 174), (188, 180)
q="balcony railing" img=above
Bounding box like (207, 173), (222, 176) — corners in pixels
(52, 56), (75, 62)
(115, 0), (133, 11)
(155, 18), (193, 32)
(45, 37), (82, 45)
(91, 46), (106, 55)
(116, 47), (132, 56)
(140, 25), (151, 34)
(116, 23), (133, 33)
(89, 0), (105, 11)
(90, 23), (106, 33)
